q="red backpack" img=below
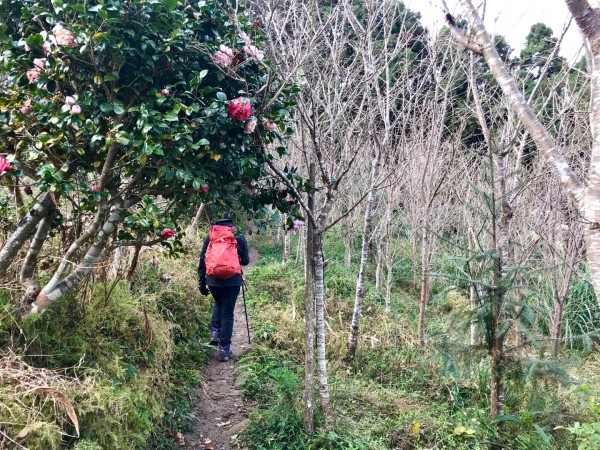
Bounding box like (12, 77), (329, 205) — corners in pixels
(205, 225), (241, 279)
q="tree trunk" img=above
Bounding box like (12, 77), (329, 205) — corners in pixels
(19, 215), (52, 304)
(31, 202), (125, 313)
(0, 192), (54, 278)
(385, 238), (393, 315)
(344, 232), (353, 267)
(186, 203), (206, 235)
(283, 231), (291, 265)
(468, 229), (477, 346)
(417, 227), (430, 349)
(313, 228), (332, 426)
(39, 204), (109, 298)
(126, 245), (142, 283)
(550, 251), (577, 358)
(514, 289), (524, 350)
(411, 231), (419, 290)
(304, 163), (316, 433)
(296, 225), (303, 262)
(375, 240), (384, 291)
(20, 215), (51, 283)
(348, 152), (381, 358)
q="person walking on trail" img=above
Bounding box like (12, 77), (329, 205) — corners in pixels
(198, 212), (250, 362)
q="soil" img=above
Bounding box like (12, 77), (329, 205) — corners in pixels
(182, 248), (259, 450)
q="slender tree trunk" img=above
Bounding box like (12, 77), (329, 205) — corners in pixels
(344, 232), (353, 267)
(313, 228), (332, 426)
(348, 152), (381, 358)
(385, 238), (393, 315)
(19, 215), (52, 304)
(20, 215), (51, 283)
(417, 227), (430, 349)
(468, 229), (477, 346)
(0, 192), (54, 278)
(514, 289), (524, 350)
(296, 226), (303, 262)
(304, 164), (316, 433)
(283, 231), (291, 265)
(126, 245), (142, 283)
(550, 252), (576, 358)
(411, 231), (419, 290)
(375, 240), (384, 291)
(186, 203), (206, 235)
(31, 201), (126, 313)
(40, 204), (109, 297)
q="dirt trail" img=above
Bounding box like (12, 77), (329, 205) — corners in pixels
(182, 248), (258, 450)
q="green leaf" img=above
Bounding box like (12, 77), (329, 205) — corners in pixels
(164, 113), (178, 121)
(104, 73), (118, 81)
(116, 135), (130, 145)
(100, 103), (113, 113)
(216, 91), (227, 101)
(25, 34), (44, 50)
(492, 414), (522, 425)
(198, 138), (209, 146)
(113, 101), (125, 115)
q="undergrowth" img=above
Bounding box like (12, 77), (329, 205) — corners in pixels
(237, 231), (598, 449)
(0, 236), (211, 450)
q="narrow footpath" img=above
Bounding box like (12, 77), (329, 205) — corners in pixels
(183, 248), (259, 450)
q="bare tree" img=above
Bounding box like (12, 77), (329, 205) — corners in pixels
(443, 0), (600, 311)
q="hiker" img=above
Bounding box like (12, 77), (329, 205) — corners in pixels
(198, 212), (250, 362)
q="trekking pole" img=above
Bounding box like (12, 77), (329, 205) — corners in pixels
(241, 277), (251, 344)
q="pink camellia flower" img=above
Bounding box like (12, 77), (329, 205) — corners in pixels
(0, 155), (12, 173)
(243, 45), (264, 61)
(52, 24), (77, 48)
(200, 184), (209, 193)
(33, 58), (46, 69)
(263, 120), (277, 132)
(20, 106), (31, 115)
(91, 185), (99, 192)
(24, 43), (31, 51)
(42, 41), (52, 55)
(239, 31), (251, 45)
(161, 88), (169, 96)
(292, 220), (304, 232)
(71, 104), (81, 114)
(227, 97), (251, 121)
(244, 119), (257, 134)
(287, 199), (295, 206)
(65, 96), (76, 106)
(26, 68), (41, 83)
(161, 229), (177, 239)
(212, 44), (234, 67)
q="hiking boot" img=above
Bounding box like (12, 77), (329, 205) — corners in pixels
(209, 327), (220, 346)
(219, 345), (234, 362)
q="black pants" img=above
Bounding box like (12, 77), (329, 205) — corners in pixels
(209, 285), (240, 346)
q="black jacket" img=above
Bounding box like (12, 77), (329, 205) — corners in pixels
(197, 220), (250, 287)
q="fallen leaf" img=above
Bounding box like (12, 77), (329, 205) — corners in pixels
(217, 420), (231, 427)
(176, 431), (185, 446)
(32, 387), (79, 437)
(411, 421), (421, 437)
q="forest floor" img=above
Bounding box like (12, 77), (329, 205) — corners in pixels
(182, 248), (259, 450)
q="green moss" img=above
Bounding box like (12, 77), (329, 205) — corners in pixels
(0, 250), (211, 450)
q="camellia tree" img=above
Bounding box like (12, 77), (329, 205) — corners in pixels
(0, 0), (297, 313)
